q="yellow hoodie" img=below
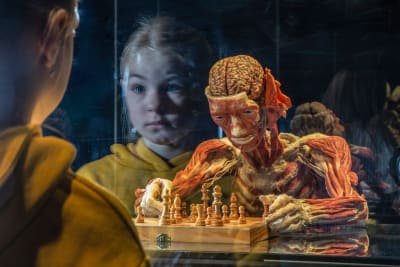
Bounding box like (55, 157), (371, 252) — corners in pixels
(0, 126), (151, 267)
(77, 138), (192, 216)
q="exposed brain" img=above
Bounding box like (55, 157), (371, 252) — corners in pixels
(207, 55), (265, 101)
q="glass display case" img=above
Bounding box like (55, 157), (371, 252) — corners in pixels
(58, 0), (400, 266)
(140, 224), (400, 266)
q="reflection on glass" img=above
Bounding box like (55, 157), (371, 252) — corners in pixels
(269, 228), (369, 256)
(76, 16), (216, 217)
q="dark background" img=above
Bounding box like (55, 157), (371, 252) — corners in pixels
(55, 0), (400, 169)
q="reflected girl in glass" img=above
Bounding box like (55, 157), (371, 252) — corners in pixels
(77, 16), (215, 216)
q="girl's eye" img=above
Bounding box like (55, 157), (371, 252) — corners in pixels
(166, 83), (184, 93)
(131, 85), (145, 94)
(243, 110), (254, 115)
(214, 115), (224, 121)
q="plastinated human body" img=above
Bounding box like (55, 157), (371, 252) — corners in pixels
(139, 55), (368, 233)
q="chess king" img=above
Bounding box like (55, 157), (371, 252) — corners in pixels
(139, 55), (368, 233)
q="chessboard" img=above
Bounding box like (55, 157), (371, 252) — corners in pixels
(134, 216), (269, 246)
(134, 184), (271, 252)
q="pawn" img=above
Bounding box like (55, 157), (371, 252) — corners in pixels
(205, 206), (212, 225)
(174, 193), (182, 224)
(222, 204), (230, 224)
(189, 203), (197, 223)
(229, 192), (239, 220)
(262, 202), (269, 219)
(195, 204), (205, 226)
(159, 189), (171, 225)
(201, 183), (210, 217)
(238, 205), (246, 224)
(181, 202), (188, 218)
(135, 206), (144, 223)
(170, 205), (176, 224)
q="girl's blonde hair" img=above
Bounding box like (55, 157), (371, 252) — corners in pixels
(120, 16), (212, 95)
(119, 16), (214, 142)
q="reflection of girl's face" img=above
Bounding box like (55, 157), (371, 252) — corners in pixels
(122, 48), (193, 146)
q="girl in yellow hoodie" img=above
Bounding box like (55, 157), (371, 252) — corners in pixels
(77, 16), (215, 216)
(0, 1), (150, 266)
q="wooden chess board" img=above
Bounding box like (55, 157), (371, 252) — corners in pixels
(134, 217), (269, 246)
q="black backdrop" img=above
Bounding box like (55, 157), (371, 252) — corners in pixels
(54, 0), (400, 169)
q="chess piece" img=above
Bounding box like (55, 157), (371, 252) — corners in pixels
(135, 205), (144, 223)
(181, 201), (188, 218)
(159, 189), (171, 225)
(174, 193), (182, 223)
(170, 204), (176, 224)
(211, 185), (223, 226)
(189, 203), (197, 223)
(238, 205), (246, 224)
(222, 204), (230, 224)
(229, 192), (239, 220)
(262, 202), (269, 219)
(195, 204), (206, 226)
(205, 206), (212, 225)
(201, 183), (210, 218)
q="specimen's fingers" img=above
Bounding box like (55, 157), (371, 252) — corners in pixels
(161, 182), (173, 197)
(148, 197), (164, 212)
(141, 197), (163, 217)
(142, 205), (161, 217)
(284, 220), (305, 233)
(145, 180), (162, 199)
(266, 202), (299, 224)
(259, 194), (277, 206)
(141, 189), (162, 212)
(269, 194), (294, 213)
(269, 209), (302, 232)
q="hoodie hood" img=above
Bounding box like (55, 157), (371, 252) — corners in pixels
(0, 125), (75, 251)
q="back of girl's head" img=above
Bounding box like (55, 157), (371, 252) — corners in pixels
(0, 1), (75, 34)
(0, 0), (77, 129)
(120, 16), (213, 99)
(1, 0), (77, 88)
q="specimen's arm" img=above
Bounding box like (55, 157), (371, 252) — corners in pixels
(172, 139), (237, 200)
(261, 136), (368, 233)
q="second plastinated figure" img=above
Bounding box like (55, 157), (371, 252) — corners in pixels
(139, 55), (368, 233)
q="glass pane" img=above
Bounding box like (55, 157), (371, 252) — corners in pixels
(56, 0), (400, 265)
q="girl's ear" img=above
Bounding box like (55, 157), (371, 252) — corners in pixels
(39, 9), (69, 69)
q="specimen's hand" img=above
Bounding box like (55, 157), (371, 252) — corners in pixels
(140, 178), (172, 217)
(265, 194), (310, 233)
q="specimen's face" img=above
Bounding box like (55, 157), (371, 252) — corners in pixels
(208, 92), (264, 152)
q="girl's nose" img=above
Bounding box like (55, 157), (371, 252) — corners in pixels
(145, 90), (161, 112)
